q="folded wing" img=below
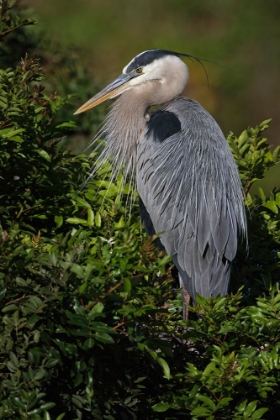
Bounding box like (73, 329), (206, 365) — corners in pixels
(137, 98), (246, 300)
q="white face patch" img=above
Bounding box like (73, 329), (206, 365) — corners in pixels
(118, 53), (189, 105)
(127, 59), (164, 85)
(127, 55), (188, 89)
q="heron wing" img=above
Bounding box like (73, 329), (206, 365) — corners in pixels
(137, 98), (246, 300)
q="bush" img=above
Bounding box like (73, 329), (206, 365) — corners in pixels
(0, 2), (280, 419)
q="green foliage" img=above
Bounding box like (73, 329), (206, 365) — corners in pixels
(0, 2), (280, 419)
(0, 0), (36, 68)
(152, 288), (280, 419)
(0, 0), (35, 44)
(227, 124), (280, 300)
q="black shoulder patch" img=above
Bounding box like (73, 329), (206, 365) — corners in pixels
(146, 110), (181, 143)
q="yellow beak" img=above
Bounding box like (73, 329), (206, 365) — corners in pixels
(74, 73), (134, 115)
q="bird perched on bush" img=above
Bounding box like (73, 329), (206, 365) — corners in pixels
(75, 49), (247, 318)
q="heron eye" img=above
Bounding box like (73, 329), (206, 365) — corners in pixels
(136, 67), (142, 73)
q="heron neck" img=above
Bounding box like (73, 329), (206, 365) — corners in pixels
(104, 89), (148, 145)
(101, 90), (148, 174)
(113, 89), (148, 133)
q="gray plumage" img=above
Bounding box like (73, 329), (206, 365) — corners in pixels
(74, 49), (247, 311)
(137, 98), (245, 300)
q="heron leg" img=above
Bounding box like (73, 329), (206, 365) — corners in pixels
(181, 284), (190, 320)
(179, 275), (191, 320)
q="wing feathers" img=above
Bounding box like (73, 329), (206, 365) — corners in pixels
(197, 196), (211, 254)
(137, 98), (246, 301)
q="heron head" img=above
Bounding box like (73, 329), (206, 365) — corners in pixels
(74, 49), (189, 115)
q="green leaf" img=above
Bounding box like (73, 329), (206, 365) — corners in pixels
(56, 121), (76, 129)
(37, 149), (51, 162)
(71, 394), (85, 409)
(54, 215), (63, 228)
(238, 130), (248, 147)
(95, 211), (101, 227)
(123, 277), (131, 294)
(2, 128), (25, 138)
(217, 397), (233, 409)
(258, 187), (266, 202)
(73, 195), (92, 209)
(55, 413), (66, 420)
(114, 215), (125, 228)
(66, 217), (89, 225)
(275, 192), (280, 206)
(87, 208), (94, 226)
(70, 264), (84, 278)
(34, 106), (45, 113)
(263, 200), (278, 214)
(191, 406), (211, 417)
(196, 394), (216, 410)
(2, 304), (18, 312)
(158, 357), (170, 380)
(89, 302), (104, 315)
(272, 145), (280, 160)
(95, 331), (114, 344)
(41, 402), (56, 411)
(152, 402), (170, 412)
(252, 407), (269, 419)
(259, 118), (272, 128)
(243, 401), (258, 417)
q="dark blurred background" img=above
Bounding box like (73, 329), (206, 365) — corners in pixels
(21, 0), (280, 190)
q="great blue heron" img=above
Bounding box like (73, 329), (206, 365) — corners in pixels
(74, 49), (247, 318)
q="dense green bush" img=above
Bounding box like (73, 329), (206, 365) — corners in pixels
(0, 2), (280, 419)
